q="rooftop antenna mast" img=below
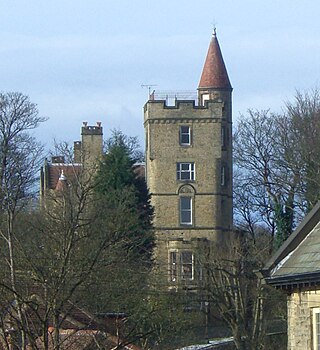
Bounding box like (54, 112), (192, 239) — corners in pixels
(141, 84), (157, 98)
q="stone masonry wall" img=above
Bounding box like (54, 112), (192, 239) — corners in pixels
(144, 98), (233, 285)
(144, 100), (233, 233)
(287, 289), (320, 349)
(81, 124), (103, 173)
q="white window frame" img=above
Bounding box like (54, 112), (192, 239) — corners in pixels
(177, 162), (195, 181)
(201, 94), (210, 105)
(180, 251), (194, 281)
(169, 251), (177, 282)
(180, 196), (192, 225)
(313, 307), (320, 350)
(180, 126), (191, 146)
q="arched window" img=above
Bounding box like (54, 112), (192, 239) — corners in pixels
(178, 185), (195, 226)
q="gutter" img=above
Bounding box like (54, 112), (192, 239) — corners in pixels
(265, 270), (320, 290)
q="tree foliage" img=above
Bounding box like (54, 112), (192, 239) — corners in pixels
(95, 130), (154, 262)
(90, 131), (199, 350)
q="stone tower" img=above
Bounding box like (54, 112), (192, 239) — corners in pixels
(80, 121), (103, 172)
(40, 122), (103, 206)
(144, 31), (233, 288)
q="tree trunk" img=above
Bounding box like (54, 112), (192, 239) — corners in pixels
(53, 307), (60, 350)
(7, 211), (26, 350)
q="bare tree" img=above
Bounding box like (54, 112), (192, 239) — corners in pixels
(22, 167), (107, 349)
(234, 109), (301, 248)
(0, 92), (46, 349)
(198, 233), (286, 350)
(234, 89), (320, 249)
(2, 134), (156, 350)
(283, 89), (320, 210)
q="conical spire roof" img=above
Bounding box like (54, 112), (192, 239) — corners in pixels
(198, 30), (232, 90)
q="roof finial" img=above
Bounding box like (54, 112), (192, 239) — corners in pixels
(211, 20), (217, 37)
(59, 170), (67, 181)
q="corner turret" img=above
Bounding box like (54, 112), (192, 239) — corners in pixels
(198, 29), (232, 106)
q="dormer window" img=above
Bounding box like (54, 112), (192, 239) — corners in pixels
(179, 126), (191, 146)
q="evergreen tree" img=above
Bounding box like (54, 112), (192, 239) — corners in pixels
(86, 130), (155, 319)
(95, 130), (154, 261)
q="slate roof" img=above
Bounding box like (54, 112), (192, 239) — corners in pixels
(198, 31), (232, 90)
(177, 337), (234, 349)
(46, 162), (143, 191)
(261, 201), (320, 289)
(47, 163), (82, 190)
(272, 221), (320, 277)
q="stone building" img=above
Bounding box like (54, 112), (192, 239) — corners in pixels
(261, 201), (320, 350)
(143, 31), (233, 288)
(40, 122), (103, 204)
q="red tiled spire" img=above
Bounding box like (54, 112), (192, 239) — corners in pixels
(198, 30), (232, 90)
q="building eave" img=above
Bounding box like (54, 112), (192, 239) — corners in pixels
(265, 270), (320, 291)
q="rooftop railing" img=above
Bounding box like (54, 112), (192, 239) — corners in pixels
(150, 90), (198, 106)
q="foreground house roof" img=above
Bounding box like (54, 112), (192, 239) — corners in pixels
(260, 201), (320, 289)
(3, 296), (142, 350)
(177, 337), (234, 350)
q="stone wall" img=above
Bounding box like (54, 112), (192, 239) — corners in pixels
(144, 98), (233, 285)
(144, 100), (232, 233)
(81, 123), (103, 172)
(287, 289), (320, 349)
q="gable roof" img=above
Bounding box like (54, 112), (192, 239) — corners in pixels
(261, 201), (320, 289)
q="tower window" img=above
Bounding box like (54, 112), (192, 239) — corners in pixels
(221, 126), (226, 148)
(180, 196), (192, 225)
(313, 308), (320, 350)
(181, 251), (194, 280)
(180, 126), (191, 146)
(169, 250), (194, 282)
(221, 165), (226, 186)
(177, 162), (195, 181)
(201, 94), (210, 105)
(169, 252), (177, 281)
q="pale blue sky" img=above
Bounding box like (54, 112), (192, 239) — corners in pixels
(1, 0), (319, 148)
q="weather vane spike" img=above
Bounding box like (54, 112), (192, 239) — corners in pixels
(211, 20), (217, 36)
